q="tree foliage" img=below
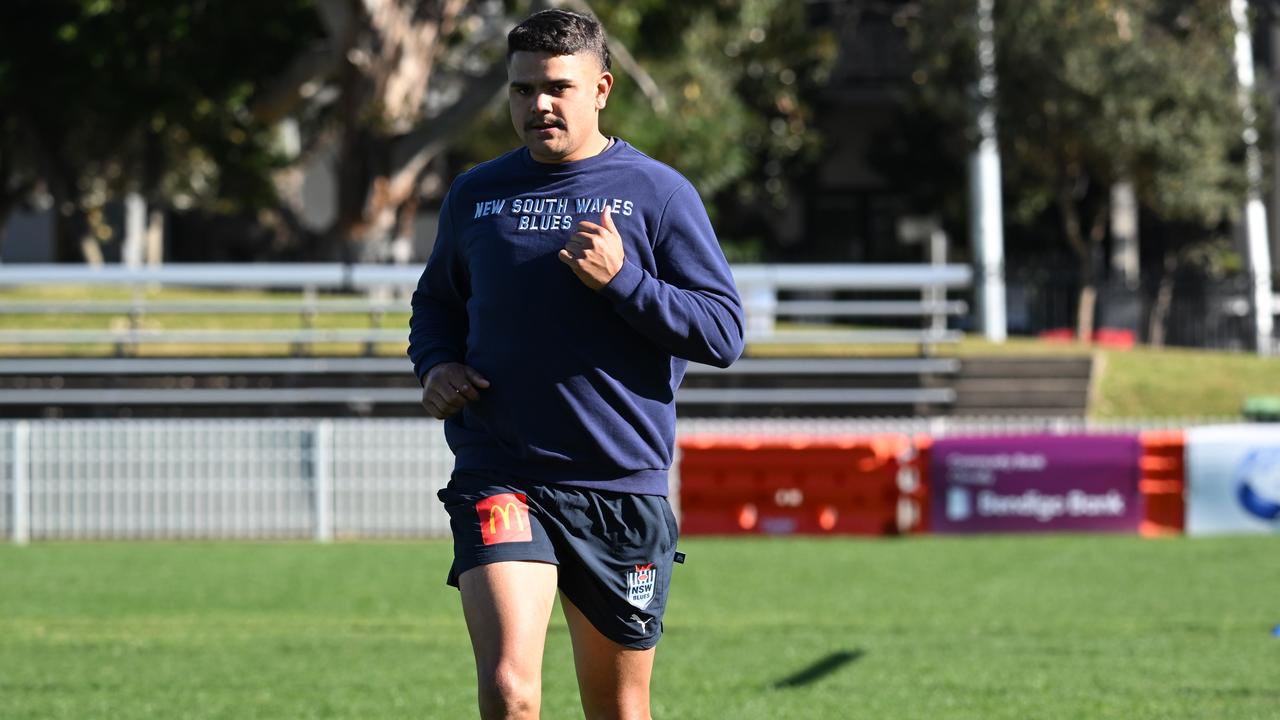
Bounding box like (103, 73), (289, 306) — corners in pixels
(2, 0), (833, 262)
(0, 0), (322, 260)
(452, 0), (837, 260)
(901, 0), (1247, 335)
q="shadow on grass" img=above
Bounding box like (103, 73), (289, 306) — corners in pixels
(772, 649), (864, 689)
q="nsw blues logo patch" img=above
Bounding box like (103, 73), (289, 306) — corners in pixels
(626, 563), (656, 609)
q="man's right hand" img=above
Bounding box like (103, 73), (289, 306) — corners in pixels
(421, 362), (490, 420)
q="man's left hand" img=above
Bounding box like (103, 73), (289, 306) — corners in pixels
(560, 206), (624, 291)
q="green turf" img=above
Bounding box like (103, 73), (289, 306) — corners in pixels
(1093, 346), (1280, 419)
(2, 536), (1277, 719)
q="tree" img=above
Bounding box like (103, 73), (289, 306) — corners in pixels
(449, 0), (838, 261)
(3, 0), (835, 264)
(902, 0), (1245, 339)
(0, 0), (322, 262)
(283, 0), (834, 262)
(246, 0), (589, 261)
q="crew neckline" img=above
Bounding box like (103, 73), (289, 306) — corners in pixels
(520, 137), (626, 172)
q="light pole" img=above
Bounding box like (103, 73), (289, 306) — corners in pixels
(1231, 0), (1275, 355)
(968, 0), (1007, 342)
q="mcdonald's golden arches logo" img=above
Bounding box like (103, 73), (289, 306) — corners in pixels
(476, 493), (532, 545)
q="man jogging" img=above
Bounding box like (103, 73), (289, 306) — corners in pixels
(408, 9), (743, 719)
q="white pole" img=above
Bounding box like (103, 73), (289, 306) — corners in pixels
(123, 193), (146, 268)
(969, 0), (1007, 342)
(313, 420), (333, 543)
(929, 227), (948, 336)
(1270, 17), (1280, 270)
(743, 284), (777, 339)
(1232, 0), (1275, 355)
(12, 422), (30, 545)
(1110, 181), (1140, 289)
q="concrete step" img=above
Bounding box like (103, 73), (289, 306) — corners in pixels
(952, 355), (1093, 416)
(957, 356), (1093, 378)
(947, 404), (1085, 415)
(951, 378), (1091, 393)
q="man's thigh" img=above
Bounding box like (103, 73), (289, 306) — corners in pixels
(458, 561), (559, 675)
(560, 592), (656, 720)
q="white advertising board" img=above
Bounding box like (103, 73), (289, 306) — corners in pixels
(1185, 425), (1280, 536)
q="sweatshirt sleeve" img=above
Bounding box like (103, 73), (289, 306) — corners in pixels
(407, 190), (469, 386)
(597, 182), (745, 368)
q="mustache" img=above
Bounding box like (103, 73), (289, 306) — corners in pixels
(526, 118), (565, 130)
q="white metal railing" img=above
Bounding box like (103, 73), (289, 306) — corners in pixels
(0, 262), (971, 351)
(0, 419), (456, 543)
(0, 262), (973, 291)
(2, 415), (1234, 544)
(0, 356), (963, 409)
(0, 356), (960, 376)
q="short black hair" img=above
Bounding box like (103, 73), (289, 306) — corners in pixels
(507, 9), (611, 71)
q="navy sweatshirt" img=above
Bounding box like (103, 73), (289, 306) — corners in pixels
(408, 139), (744, 496)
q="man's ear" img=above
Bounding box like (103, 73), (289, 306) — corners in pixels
(596, 71), (614, 110)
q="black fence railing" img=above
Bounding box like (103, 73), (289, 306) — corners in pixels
(1000, 270), (1265, 351)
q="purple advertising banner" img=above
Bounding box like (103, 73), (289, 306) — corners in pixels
(929, 435), (1142, 534)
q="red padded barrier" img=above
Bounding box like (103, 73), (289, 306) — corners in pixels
(677, 434), (916, 536)
(1138, 430), (1186, 536)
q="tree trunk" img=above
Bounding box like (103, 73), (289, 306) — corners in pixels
(245, 0), (560, 260)
(0, 190), (26, 261)
(0, 147), (34, 261)
(1057, 178), (1092, 341)
(325, 0), (468, 261)
(30, 120), (89, 263)
(1076, 281), (1096, 341)
(1148, 251), (1178, 348)
(51, 193), (85, 263)
(320, 0), (555, 261)
(1056, 173), (1110, 342)
(144, 208), (165, 266)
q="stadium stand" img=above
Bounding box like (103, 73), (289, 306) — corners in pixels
(0, 356), (960, 418)
(0, 262), (973, 417)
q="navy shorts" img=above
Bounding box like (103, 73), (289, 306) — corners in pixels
(438, 471), (681, 649)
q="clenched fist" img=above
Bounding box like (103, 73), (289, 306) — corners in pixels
(421, 362), (490, 420)
(559, 205), (624, 290)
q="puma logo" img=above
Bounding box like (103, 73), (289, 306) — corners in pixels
(630, 614), (652, 633)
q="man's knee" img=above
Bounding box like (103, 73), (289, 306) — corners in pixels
(581, 701), (651, 720)
(579, 686), (651, 720)
(477, 661), (540, 718)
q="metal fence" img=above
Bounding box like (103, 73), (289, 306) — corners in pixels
(1, 415), (1236, 543)
(1005, 270), (1278, 351)
(1, 419), (455, 542)
(0, 262), (971, 352)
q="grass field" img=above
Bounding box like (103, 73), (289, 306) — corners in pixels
(2, 536), (1277, 719)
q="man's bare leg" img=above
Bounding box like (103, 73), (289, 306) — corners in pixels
(459, 561), (559, 720)
(560, 594), (656, 720)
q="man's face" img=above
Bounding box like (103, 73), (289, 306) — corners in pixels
(508, 50), (612, 164)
